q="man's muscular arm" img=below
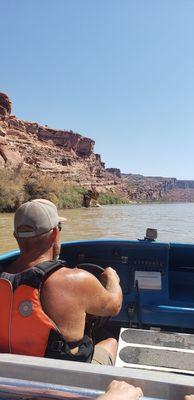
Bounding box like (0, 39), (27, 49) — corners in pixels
(41, 266), (122, 341)
(79, 267), (123, 317)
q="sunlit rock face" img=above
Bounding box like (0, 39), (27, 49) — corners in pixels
(0, 93), (120, 192)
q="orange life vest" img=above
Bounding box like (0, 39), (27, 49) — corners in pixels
(0, 260), (93, 362)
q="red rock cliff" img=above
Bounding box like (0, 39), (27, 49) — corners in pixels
(0, 93), (119, 191)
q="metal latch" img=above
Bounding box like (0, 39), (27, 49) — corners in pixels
(121, 256), (128, 264)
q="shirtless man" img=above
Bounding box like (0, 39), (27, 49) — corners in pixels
(0, 199), (122, 365)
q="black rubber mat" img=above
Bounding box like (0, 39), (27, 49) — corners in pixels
(121, 329), (194, 349)
(119, 345), (194, 370)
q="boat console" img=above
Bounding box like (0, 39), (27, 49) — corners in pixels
(2, 236), (194, 331)
(59, 239), (194, 330)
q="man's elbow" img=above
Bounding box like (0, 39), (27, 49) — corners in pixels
(109, 300), (122, 316)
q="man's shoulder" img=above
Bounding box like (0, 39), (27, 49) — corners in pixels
(44, 264), (94, 287)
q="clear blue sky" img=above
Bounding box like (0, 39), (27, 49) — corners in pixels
(1, 0), (194, 179)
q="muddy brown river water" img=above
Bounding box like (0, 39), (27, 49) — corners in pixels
(1, 203), (194, 254)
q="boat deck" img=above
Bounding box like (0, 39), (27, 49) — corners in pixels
(116, 328), (194, 374)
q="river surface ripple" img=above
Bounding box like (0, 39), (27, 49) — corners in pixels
(1, 203), (194, 253)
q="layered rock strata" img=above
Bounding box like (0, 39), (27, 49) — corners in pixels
(122, 174), (194, 202)
(0, 93), (120, 192)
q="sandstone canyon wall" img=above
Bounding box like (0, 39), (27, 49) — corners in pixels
(0, 93), (120, 192)
(122, 174), (194, 202)
(1, 92), (194, 203)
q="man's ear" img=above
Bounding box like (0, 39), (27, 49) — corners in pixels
(51, 227), (58, 241)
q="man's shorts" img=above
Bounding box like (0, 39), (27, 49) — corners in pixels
(92, 345), (114, 366)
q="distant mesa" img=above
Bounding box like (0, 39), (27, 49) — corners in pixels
(122, 173), (194, 202)
(106, 168), (121, 178)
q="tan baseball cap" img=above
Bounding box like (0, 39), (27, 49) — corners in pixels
(14, 199), (67, 238)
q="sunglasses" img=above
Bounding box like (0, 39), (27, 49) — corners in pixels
(58, 222), (62, 231)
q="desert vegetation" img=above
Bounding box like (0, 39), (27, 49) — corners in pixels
(0, 170), (128, 212)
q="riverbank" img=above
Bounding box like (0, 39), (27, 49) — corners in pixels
(1, 169), (194, 213)
(0, 169), (129, 212)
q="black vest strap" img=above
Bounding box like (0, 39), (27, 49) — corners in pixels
(45, 329), (94, 363)
(34, 260), (67, 277)
(0, 260), (67, 291)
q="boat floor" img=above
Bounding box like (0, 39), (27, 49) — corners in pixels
(116, 328), (194, 374)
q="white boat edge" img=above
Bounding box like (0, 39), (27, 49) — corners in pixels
(0, 353), (193, 399)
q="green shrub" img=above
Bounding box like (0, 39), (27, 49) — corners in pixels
(57, 185), (84, 209)
(98, 192), (128, 205)
(0, 170), (24, 211)
(24, 175), (60, 203)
